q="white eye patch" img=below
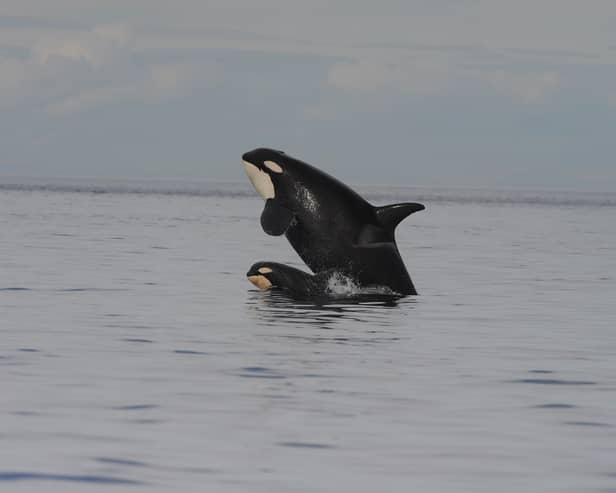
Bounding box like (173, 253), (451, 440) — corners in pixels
(258, 267), (273, 274)
(247, 275), (272, 290)
(264, 160), (283, 173)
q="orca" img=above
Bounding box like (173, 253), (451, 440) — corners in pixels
(246, 261), (333, 299)
(242, 148), (424, 295)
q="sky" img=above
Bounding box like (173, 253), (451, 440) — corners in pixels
(1, 1), (615, 191)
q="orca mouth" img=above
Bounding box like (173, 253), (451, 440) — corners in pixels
(242, 159), (259, 170)
(242, 160), (275, 200)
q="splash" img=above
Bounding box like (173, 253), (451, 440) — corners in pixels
(326, 272), (361, 296)
(325, 272), (397, 298)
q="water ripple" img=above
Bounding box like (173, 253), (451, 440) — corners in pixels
(511, 379), (596, 385)
(245, 289), (414, 329)
(0, 472), (143, 485)
(237, 366), (286, 379)
(564, 421), (611, 428)
(534, 403), (577, 409)
(278, 442), (334, 449)
(96, 457), (148, 467)
(112, 404), (158, 411)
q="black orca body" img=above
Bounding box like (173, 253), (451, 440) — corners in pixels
(242, 148), (424, 295)
(246, 261), (334, 299)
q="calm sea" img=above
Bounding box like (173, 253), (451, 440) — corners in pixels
(1, 179), (615, 492)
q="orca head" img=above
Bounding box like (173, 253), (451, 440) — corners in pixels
(246, 262), (277, 290)
(242, 148), (289, 200)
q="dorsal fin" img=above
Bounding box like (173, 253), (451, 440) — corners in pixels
(375, 202), (425, 231)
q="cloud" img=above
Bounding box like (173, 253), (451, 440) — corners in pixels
(149, 61), (221, 94)
(327, 57), (452, 96)
(0, 15), (83, 30)
(481, 70), (560, 104)
(33, 24), (132, 66)
(326, 53), (562, 104)
(0, 23), (222, 114)
(300, 103), (340, 121)
(0, 24), (133, 111)
(45, 62), (222, 115)
(45, 86), (138, 115)
(2, 2), (615, 114)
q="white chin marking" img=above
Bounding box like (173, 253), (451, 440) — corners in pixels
(264, 160), (283, 173)
(243, 161), (275, 200)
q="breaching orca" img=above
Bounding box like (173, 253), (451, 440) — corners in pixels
(242, 148), (424, 295)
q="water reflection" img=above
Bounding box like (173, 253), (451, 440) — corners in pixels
(245, 288), (416, 330)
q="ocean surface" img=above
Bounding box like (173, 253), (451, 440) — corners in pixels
(1, 179), (615, 493)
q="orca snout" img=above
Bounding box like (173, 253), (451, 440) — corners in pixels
(242, 148), (267, 165)
(242, 148), (285, 166)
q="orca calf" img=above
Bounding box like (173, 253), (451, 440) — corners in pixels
(242, 148), (424, 295)
(246, 261), (334, 299)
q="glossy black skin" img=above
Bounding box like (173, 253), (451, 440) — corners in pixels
(247, 261), (332, 299)
(243, 148), (423, 295)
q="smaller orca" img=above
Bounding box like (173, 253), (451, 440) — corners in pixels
(246, 261), (334, 299)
